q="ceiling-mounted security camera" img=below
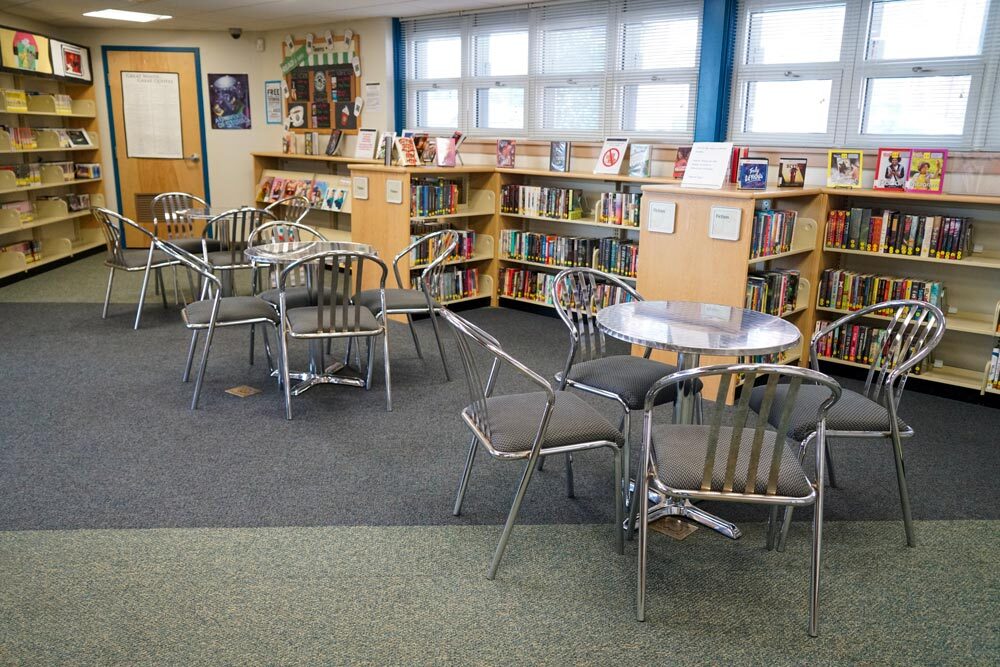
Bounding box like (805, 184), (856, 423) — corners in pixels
(229, 28), (243, 39)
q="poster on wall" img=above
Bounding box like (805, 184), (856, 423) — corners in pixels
(50, 39), (92, 82)
(121, 71), (183, 159)
(281, 31), (361, 134)
(264, 80), (282, 124)
(0, 27), (53, 75)
(208, 73), (251, 130)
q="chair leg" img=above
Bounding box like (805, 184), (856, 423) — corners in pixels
(248, 324), (256, 366)
(620, 409), (633, 539)
(186, 268), (197, 305)
(428, 308), (451, 381)
(777, 506), (794, 552)
(365, 336), (375, 390)
(613, 446), (624, 555)
(134, 250), (155, 330)
(536, 456), (545, 472)
(382, 330), (392, 412)
(453, 436), (478, 516)
(190, 323), (217, 410)
(261, 324), (275, 373)
(636, 467), (651, 621)
(172, 265), (180, 306)
(809, 433), (828, 638)
(766, 506), (780, 551)
(406, 314), (424, 359)
(157, 268), (168, 308)
(564, 453), (575, 498)
(488, 449), (542, 580)
(281, 330), (293, 420)
(825, 444), (838, 488)
(344, 336), (353, 367)
(183, 330), (199, 382)
(890, 432), (916, 547)
(101, 267), (115, 319)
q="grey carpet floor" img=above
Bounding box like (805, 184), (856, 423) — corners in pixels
(1, 255), (998, 665)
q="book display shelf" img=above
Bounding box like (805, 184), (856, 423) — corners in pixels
(0, 72), (105, 280)
(494, 168), (676, 309)
(346, 164), (498, 306)
(251, 152), (380, 243)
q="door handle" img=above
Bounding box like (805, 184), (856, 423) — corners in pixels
(186, 153), (200, 162)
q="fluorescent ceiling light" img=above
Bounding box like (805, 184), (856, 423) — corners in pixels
(82, 9), (172, 23)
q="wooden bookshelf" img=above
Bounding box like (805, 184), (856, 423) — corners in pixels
(0, 72), (105, 282)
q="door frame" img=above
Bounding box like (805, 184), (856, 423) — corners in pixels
(101, 45), (212, 213)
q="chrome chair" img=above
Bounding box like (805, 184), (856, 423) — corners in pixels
(750, 300), (945, 549)
(93, 207), (178, 324)
(636, 363), (841, 636)
(150, 192), (214, 316)
(155, 239), (280, 410)
(265, 195), (311, 224)
(353, 229), (458, 380)
(549, 267), (700, 505)
(442, 308), (625, 580)
(200, 207), (276, 294)
(277, 248), (391, 418)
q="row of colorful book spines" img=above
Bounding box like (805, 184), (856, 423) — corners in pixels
(748, 213), (797, 258)
(814, 320), (894, 366)
(499, 231), (605, 263)
(498, 268), (556, 304)
(824, 210), (972, 259)
(988, 346), (1000, 389)
(411, 185), (460, 217)
(409, 233), (476, 264)
(499, 187), (584, 219)
(596, 193), (641, 226)
(500, 251), (638, 279)
(411, 267), (480, 301)
(817, 271), (943, 312)
(745, 276), (800, 316)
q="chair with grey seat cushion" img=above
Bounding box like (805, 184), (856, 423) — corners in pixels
(93, 207), (179, 326)
(353, 229), (459, 380)
(150, 192), (216, 313)
(749, 300), (945, 549)
(155, 239), (280, 411)
(636, 363), (840, 636)
(277, 248), (391, 418)
(265, 195), (311, 224)
(548, 267), (701, 504)
(441, 308), (625, 580)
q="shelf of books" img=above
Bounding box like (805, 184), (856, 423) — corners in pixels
(0, 72), (105, 281)
(347, 164), (499, 306)
(817, 188), (1000, 391)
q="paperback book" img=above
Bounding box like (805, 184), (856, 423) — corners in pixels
(628, 144), (652, 178)
(873, 148), (910, 190)
(777, 157), (807, 187)
(496, 139), (516, 168)
(395, 136), (420, 167)
(737, 158), (768, 190)
(906, 149), (947, 194)
(549, 141), (570, 172)
(324, 130), (343, 156)
(827, 150), (862, 188)
(434, 137), (457, 167)
(672, 146), (691, 179)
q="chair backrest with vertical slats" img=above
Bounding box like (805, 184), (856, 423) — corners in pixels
(393, 229), (460, 290)
(810, 299), (945, 407)
(418, 230), (459, 304)
(92, 207), (156, 268)
(646, 363), (841, 497)
(280, 250), (387, 334)
(203, 207), (276, 266)
(438, 308), (505, 442)
(151, 192), (208, 240)
(265, 196), (311, 224)
(247, 221), (327, 293)
(550, 267), (645, 386)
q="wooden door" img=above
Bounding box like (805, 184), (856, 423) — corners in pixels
(105, 49), (207, 246)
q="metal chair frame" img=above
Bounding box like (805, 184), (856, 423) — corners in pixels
(93, 207), (178, 325)
(277, 249), (392, 418)
(264, 195), (311, 224)
(200, 207), (276, 273)
(150, 192), (210, 316)
(155, 239), (280, 411)
(636, 363), (841, 636)
(770, 299), (945, 550)
(442, 308), (625, 580)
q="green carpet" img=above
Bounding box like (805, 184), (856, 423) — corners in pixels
(1, 520), (996, 666)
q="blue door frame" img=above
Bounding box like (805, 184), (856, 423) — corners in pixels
(101, 46), (212, 213)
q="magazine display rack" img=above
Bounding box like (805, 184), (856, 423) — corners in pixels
(0, 70), (104, 280)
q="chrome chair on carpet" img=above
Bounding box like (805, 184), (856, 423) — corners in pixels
(155, 239), (280, 410)
(749, 300), (945, 549)
(549, 267), (700, 510)
(353, 229), (458, 380)
(442, 308), (625, 580)
(265, 195), (311, 224)
(93, 207), (178, 325)
(277, 247), (391, 417)
(200, 207), (276, 294)
(148, 192), (214, 319)
(636, 363), (841, 636)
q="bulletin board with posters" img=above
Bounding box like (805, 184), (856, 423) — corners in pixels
(281, 31), (361, 134)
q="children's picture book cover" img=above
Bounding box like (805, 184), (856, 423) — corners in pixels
(395, 136), (420, 166)
(496, 139), (516, 168)
(737, 157), (768, 189)
(827, 150), (862, 188)
(777, 157), (807, 187)
(672, 146), (691, 179)
(873, 148), (911, 190)
(549, 141), (570, 172)
(905, 149), (947, 194)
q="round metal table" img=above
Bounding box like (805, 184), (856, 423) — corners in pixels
(596, 299), (802, 539)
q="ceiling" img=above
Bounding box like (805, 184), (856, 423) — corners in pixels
(0, 0), (529, 31)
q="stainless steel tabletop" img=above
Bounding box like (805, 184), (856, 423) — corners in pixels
(176, 206), (248, 220)
(245, 241), (376, 264)
(596, 300), (801, 357)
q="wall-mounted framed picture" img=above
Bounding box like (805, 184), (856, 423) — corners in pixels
(51, 39), (93, 83)
(0, 26), (53, 76)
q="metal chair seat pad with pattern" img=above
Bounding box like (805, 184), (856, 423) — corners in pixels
(469, 391), (625, 455)
(258, 286), (345, 310)
(183, 296), (280, 326)
(564, 355), (703, 410)
(650, 424), (814, 498)
(354, 288), (440, 312)
(171, 237), (221, 254)
(749, 384), (909, 441)
(116, 248), (176, 269)
(284, 305), (380, 336)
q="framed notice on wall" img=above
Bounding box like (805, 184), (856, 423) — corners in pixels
(121, 71), (184, 159)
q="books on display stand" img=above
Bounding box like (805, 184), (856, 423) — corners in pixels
(549, 141), (570, 172)
(628, 144), (652, 178)
(496, 139), (516, 168)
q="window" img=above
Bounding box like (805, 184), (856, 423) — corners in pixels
(731, 0), (1000, 148)
(401, 0), (703, 140)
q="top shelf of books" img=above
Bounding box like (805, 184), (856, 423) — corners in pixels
(252, 152), (379, 165)
(823, 187), (1000, 207)
(496, 167), (678, 185)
